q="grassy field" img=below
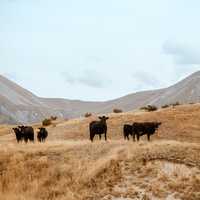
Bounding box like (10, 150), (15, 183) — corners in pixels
(0, 104), (200, 200)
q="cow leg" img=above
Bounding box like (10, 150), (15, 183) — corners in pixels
(105, 132), (107, 141)
(90, 133), (95, 142)
(136, 134), (140, 141)
(127, 135), (129, 140)
(99, 134), (102, 140)
(147, 134), (150, 141)
(132, 133), (135, 141)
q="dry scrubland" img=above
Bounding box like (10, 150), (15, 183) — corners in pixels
(0, 104), (200, 200)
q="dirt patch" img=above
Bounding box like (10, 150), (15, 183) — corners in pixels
(102, 160), (200, 200)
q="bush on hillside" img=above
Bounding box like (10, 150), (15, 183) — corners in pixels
(140, 105), (158, 112)
(161, 104), (170, 109)
(50, 116), (57, 121)
(84, 112), (92, 118)
(42, 118), (52, 126)
(171, 102), (180, 107)
(113, 108), (123, 113)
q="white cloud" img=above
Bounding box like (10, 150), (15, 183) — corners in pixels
(62, 69), (111, 88)
(162, 41), (200, 65)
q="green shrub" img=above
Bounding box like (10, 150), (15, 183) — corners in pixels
(113, 108), (123, 113)
(42, 118), (52, 126)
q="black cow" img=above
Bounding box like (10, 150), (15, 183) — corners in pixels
(37, 127), (48, 142)
(12, 127), (23, 143)
(19, 126), (34, 143)
(132, 122), (161, 141)
(89, 116), (109, 142)
(123, 124), (133, 140)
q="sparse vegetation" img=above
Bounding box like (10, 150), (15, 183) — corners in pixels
(171, 101), (181, 107)
(113, 108), (123, 113)
(0, 141), (199, 200)
(0, 104), (200, 199)
(140, 105), (158, 112)
(50, 116), (57, 121)
(84, 112), (92, 118)
(42, 118), (52, 126)
(161, 104), (170, 109)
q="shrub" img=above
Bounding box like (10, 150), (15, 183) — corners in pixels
(113, 108), (123, 113)
(171, 102), (180, 107)
(50, 116), (57, 121)
(140, 105), (158, 112)
(42, 118), (52, 126)
(84, 112), (92, 118)
(162, 104), (169, 109)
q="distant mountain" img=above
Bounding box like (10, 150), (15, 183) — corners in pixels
(0, 71), (200, 124)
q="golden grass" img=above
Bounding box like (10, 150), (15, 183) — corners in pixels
(42, 103), (200, 143)
(0, 140), (199, 200)
(0, 104), (200, 199)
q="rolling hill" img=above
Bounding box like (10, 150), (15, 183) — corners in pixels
(0, 103), (200, 200)
(0, 71), (200, 124)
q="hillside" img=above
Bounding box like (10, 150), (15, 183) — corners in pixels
(0, 104), (200, 200)
(1, 71), (200, 124)
(1, 103), (200, 143)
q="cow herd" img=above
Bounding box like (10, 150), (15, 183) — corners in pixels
(89, 116), (162, 142)
(12, 116), (161, 143)
(12, 126), (48, 143)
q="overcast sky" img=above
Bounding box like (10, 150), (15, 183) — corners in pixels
(0, 0), (200, 101)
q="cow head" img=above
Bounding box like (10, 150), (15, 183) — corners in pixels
(13, 127), (20, 134)
(99, 116), (109, 123)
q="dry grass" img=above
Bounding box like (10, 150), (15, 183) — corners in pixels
(0, 104), (200, 199)
(45, 103), (200, 143)
(0, 140), (199, 200)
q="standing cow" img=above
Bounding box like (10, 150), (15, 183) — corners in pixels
(132, 122), (161, 141)
(12, 126), (34, 143)
(89, 116), (109, 142)
(123, 124), (133, 140)
(37, 127), (48, 142)
(19, 126), (34, 143)
(12, 127), (23, 143)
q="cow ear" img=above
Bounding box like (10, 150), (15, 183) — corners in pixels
(106, 117), (109, 120)
(99, 116), (102, 119)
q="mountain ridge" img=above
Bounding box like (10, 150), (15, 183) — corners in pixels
(0, 71), (200, 124)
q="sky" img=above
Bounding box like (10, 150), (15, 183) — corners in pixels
(0, 0), (200, 101)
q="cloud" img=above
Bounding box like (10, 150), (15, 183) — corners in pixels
(162, 41), (200, 65)
(132, 71), (162, 91)
(62, 69), (111, 88)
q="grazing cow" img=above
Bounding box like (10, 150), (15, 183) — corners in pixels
(19, 126), (34, 143)
(89, 116), (109, 142)
(37, 127), (48, 142)
(12, 127), (23, 143)
(132, 122), (161, 141)
(123, 124), (133, 140)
